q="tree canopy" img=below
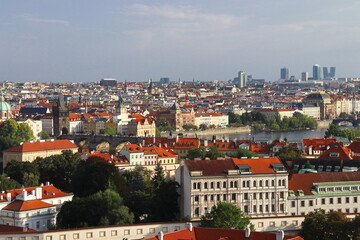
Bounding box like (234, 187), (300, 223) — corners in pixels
(4, 160), (40, 187)
(300, 209), (360, 240)
(232, 148), (259, 158)
(200, 202), (252, 230)
(275, 145), (302, 159)
(71, 156), (125, 197)
(0, 120), (33, 152)
(57, 189), (134, 228)
(0, 175), (21, 191)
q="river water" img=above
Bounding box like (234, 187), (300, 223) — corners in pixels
(219, 126), (354, 143)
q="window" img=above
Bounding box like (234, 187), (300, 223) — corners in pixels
(223, 182), (227, 188)
(346, 197), (350, 203)
(269, 221), (275, 227)
(265, 180), (269, 186)
(36, 221), (40, 229)
(244, 193), (248, 200)
(193, 183), (197, 189)
(73, 235), (79, 240)
(281, 221), (287, 226)
(124, 230), (130, 236)
(204, 195), (208, 201)
(259, 180), (263, 187)
(195, 208), (200, 216)
(149, 228), (155, 234)
(354, 208), (358, 213)
(280, 204), (284, 211)
(280, 192), (284, 199)
(244, 205), (249, 213)
(137, 229), (143, 235)
(162, 227), (168, 233)
(86, 232), (93, 239)
(266, 205), (269, 212)
(309, 200), (313, 207)
(217, 194), (221, 201)
(111, 230), (117, 236)
(254, 193), (257, 199)
(301, 201), (305, 207)
(322, 198), (326, 204)
(194, 195), (199, 202)
(211, 182), (214, 188)
(211, 195), (214, 201)
(217, 182), (221, 188)
(99, 231), (106, 237)
(292, 220), (298, 226)
(355, 197), (358, 203)
(253, 181), (257, 187)
(259, 205), (263, 212)
(247, 181), (250, 187)
(291, 201), (295, 207)
(232, 193), (236, 201)
(258, 222), (264, 227)
(223, 194), (227, 201)
(253, 205), (257, 212)
(338, 198), (342, 204)
(346, 208), (350, 213)
(204, 182), (208, 189)
(330, 198), (334, 204)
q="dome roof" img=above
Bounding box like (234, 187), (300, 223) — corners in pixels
(0, 96), (11, 111)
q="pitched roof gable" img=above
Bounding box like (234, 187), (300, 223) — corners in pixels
(3, 200), (54, 211)
(4, 140), (77, 152)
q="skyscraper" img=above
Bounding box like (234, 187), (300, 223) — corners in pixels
(322, 67), (336, 79)
(313, 64), (321, 80)
(238, 71), (247, 88)
(280, 67), (289, 80)
(301, 72), (309, 81)
(330, 67), (336, 78)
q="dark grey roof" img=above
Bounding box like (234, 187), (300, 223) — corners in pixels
(20, 107), (47, 115)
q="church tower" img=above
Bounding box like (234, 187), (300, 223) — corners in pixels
(147, 79), (154, 95)
(53, 94), (70, 136)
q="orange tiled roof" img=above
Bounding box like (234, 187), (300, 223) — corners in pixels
(4, 140), (78, 152)
(2, 200), (54, 211)
(1, 185), (71, 201)
(232, 157), (282, 174)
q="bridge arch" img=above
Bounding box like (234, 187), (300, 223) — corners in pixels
(96, 140), (110, 152)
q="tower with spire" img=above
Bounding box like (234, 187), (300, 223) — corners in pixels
(53, 94), (70, 136)
(147, 78), (154, 95)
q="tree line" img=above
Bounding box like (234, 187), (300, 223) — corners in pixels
(3, 152), (179, 229)
(228, 111), (317, 131)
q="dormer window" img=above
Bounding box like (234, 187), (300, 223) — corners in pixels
(330, 153), (339, 157)
(271, 163), (286, 173)
(236, 164), (251, 174)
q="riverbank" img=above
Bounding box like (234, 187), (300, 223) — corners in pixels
(161, 120), (332, 138)
(161, 126), (251, 138)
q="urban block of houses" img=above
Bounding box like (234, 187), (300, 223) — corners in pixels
(0, 184), (73, 231)
(2, 139), (78, 169)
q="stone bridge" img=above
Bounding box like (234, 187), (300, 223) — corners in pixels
(331, 118), (360, 127)
(57, 135), (146, 152)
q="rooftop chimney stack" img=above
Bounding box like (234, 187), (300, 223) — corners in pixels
(245, 227), (251, 238)
(276, 230), (284, 240)
(158, 231), (164, 240)
(186, 222), (193, 232)
(6, 193), (11, 202)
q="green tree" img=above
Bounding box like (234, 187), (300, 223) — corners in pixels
(4, 160), (39, 187)
(199, 124), (208, 131)
(151, 163), (165, 190)
(252, 122), (264, 132)
(300, 210), (353, 240)
(151, 180), (180, 222)
(233, 149), (259, 158)
(228, 112), (242, 124)
(104, 125), (117, 135)
(156, 118), (175, 132)
(0, 120), (34, 152)
(57, 189), (134, 228)
(200, 202), (251, 229)
(33, 150), (81, 192)
(205, 146), (224, 160)
(275, 145), (302, 159)
(71, 156), (124, 197)
(182, 124), (198, 131)
(0, 175), (21, 191)
(338, 112), (349, 119)
(38, 130), (50, 140)
(186, 148), (206, 160)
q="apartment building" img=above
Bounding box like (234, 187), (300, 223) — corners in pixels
(176, 157), (289, 220)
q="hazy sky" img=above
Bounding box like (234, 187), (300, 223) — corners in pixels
(1, 1), (360, 83)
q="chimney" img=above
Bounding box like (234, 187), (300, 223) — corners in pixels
(46, 181), (50, 186)
(31, 190), (36, 196)
(176, 135), (179, 143)
(6, 193), (11, 202)
(157, 231), (164, 240)
(245, 227), (251, 238)
(204, 140), (208, 147)
(276, 230), (284, 240)
(36, 187), (42, 199)
(186, 222), (193, 232)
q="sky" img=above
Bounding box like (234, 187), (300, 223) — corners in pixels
(1, 0), (360, 83)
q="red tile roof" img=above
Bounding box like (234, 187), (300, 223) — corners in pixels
(289, 172), (360, 196)
(0, 224), (36, 233)
(2, 185), (70, 200)
(185, 158), (236, 176)
(2, 200), (54, 211)
(4, 140), (78, 152)
(232, 157), (282, 174)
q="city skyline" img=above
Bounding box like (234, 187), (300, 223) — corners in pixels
(1, 1), (360, 82)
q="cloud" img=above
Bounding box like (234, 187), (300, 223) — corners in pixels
(123, 4), (247, 28)
(19, 14), (70, 25)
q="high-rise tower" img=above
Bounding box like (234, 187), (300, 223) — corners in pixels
(280, 67), (289, 80)
(238, 71), (247, 88)
(53, 94), (70, 136)
(313, 64), (321, 80)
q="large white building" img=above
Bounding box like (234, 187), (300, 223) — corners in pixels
(176, 157), (289, 220)
(0, 184), (73, 231)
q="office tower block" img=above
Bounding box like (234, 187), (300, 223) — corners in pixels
(238, 71), (247, 88)
(313, 64), (321, 80)
(330, 67), (336, 78)
(280, 67), (289, 80)
(301, 72), (309, 81)
(323, 67), (329, 79)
